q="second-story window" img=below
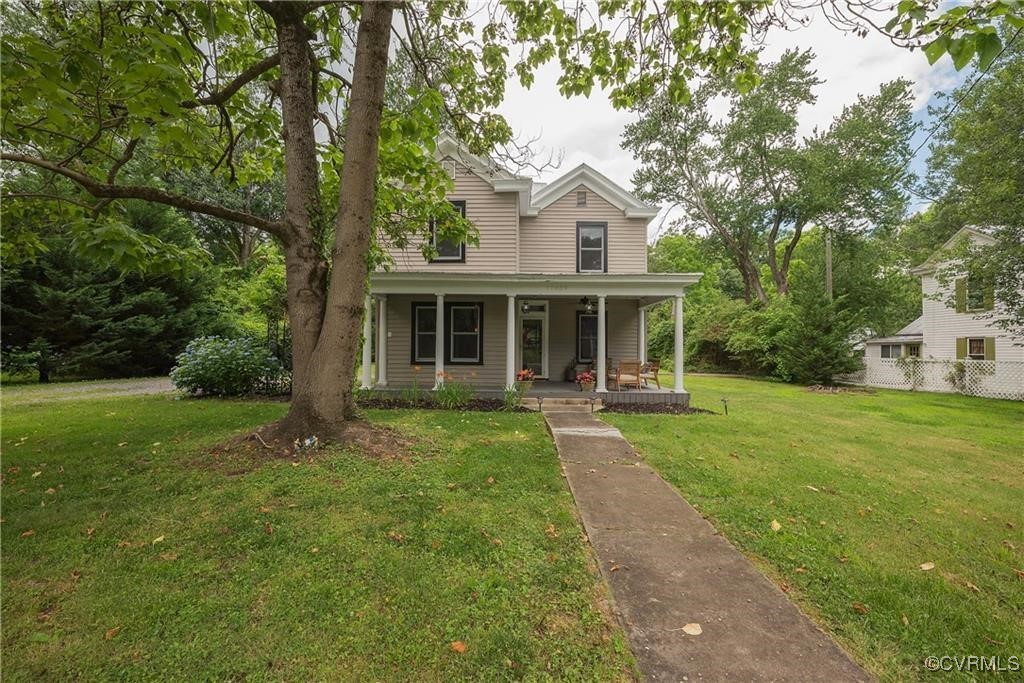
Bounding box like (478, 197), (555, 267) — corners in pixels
(577, 222), (607, 273)
(430, 200), (466, 263)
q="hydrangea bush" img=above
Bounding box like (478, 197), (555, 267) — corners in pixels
(170, 336), (288, 396)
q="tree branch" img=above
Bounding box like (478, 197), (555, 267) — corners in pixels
(2, 152), (289, 240)
(180, 53), (281, 109)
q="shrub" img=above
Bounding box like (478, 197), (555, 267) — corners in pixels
(433, 374), (474, 410)
(170, 336), (288, 396)
(502, 384), (523, 411)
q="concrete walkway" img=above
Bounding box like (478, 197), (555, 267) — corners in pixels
(543, 408), (871, 682)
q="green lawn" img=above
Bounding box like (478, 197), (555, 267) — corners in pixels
(2, 393), (635, 681)
(605, 375), (1024, 682)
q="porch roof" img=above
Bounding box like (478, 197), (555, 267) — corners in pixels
(369, 271), (702, 306)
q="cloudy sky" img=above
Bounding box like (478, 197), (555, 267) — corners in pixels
(495, 8), (964, 236)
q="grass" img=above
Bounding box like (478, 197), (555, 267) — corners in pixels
(2, 392), (635, 681)
(603, 375), (1024, 682)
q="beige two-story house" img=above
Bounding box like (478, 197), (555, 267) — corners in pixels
(359, 138), (701, 405)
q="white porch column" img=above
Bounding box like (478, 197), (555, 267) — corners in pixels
(433, 293), (445, 389)
(505, 294), (516, 388)
(596, 295), (607, 393)
(376, 295), (388, 387)
(673, 294), (685, 393)
(638, 305), (647, 364)
(360, 292), (373, 389)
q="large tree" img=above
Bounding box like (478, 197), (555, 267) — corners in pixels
(922, 28), (1024, 337)
(2, 0), (1018, 441)
(624, 49), (915, 303)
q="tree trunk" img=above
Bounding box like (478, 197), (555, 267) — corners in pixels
(267, 7), (328, 409)
(271, 1), (395, 438)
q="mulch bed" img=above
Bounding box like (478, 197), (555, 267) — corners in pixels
(601, 403), (715, 415)
(356, 396), (530, 412)
(804, 384), (876, 395)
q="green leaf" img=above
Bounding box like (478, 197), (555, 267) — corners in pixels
(975, 32), (1002, 70)
(923, 37), (949, 65)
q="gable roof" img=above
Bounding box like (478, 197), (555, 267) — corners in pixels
(909, 226), (996, 275)
(434, 135), (659, 221)
(526, 163), (660, 219)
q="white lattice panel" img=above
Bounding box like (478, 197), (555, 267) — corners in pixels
(862, 359), (1024, 401)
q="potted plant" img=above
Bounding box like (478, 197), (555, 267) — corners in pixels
(516, 368), (535, 393)
(576, 369), (596, 392)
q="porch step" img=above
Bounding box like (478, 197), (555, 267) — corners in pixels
(522, 397), (604, 412)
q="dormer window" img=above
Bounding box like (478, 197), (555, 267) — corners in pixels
(576, 222), (607, 273)
(430, 201), (466, 263)
(576, 190), (587, 206)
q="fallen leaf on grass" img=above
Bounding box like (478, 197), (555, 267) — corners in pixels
(1014, 569), (1024, 581)
(852, 602), (870, 615)
(264, 522), (274, 535)
(387, 530), (405, 543)
(104, 626), (121, 640)
(151, 535), (165, 545)
(159, 552), (177, 561)
(45, 488), (55, 495)
(259, 506), (271, 513)
(965, 581), (980, 593)
(805, 485), (819, 492)
(486, 476), (495, 485)
(770, 520), (782, 532)
(682, 623), (702, 636)
(919, 562), (935, 571)
(21, 529), (35, 538)
(32, 471), (42, 478)
(794, 567), (807, 574)
(117, 443), (128, 448)
(544, 523), (559, 539)
(311, 547), (320, 554)
(85, 527), (95, 539)
(901, 614), (909, 627)
(450, 641), (467, 653)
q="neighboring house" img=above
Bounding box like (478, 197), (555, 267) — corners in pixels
(360, 137), (701, 404)
(863, 227), (1024, 399)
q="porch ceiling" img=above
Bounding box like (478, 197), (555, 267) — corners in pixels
(369, 271), (702, 305)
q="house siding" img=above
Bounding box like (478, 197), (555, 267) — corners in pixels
(381, 161), (519, 273)
(384, 295), (641, 388)
(920, 274), (1023, 361)
(519, 184), (648, 274)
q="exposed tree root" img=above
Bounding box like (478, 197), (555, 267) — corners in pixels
(202, 417), (419, 472)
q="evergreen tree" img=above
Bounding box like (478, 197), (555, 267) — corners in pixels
(2, 204), (226, 381)
(776, 290), (861, 385)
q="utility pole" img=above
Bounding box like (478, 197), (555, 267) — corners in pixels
(825, 228), (833, 301)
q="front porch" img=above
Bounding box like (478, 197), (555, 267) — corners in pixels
(361, 272), (700, 406)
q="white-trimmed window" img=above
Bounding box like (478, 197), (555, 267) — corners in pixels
(413, 304), (437, 362)
(430, 201), (466, 263)
(905, 344), (921, 358)
(880, 344), (902, 359)
(967, 337), (985, 360)
(449, 304), (482, 363)
(577, 222), (607, 273)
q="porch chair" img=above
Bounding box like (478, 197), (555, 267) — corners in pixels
(607, 359), (643, 391)
(640, 361), (661, 389)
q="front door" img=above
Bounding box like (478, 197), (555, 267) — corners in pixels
(518, 300), (548, 379)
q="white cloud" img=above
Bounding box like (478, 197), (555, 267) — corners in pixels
(496, 8), (960, 211)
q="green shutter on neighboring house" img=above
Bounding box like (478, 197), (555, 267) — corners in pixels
(984, 337), (996, 361)
(956, 337), (967, 359)
(984, 284), (995, 311)
(955, 279), (967, 313)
